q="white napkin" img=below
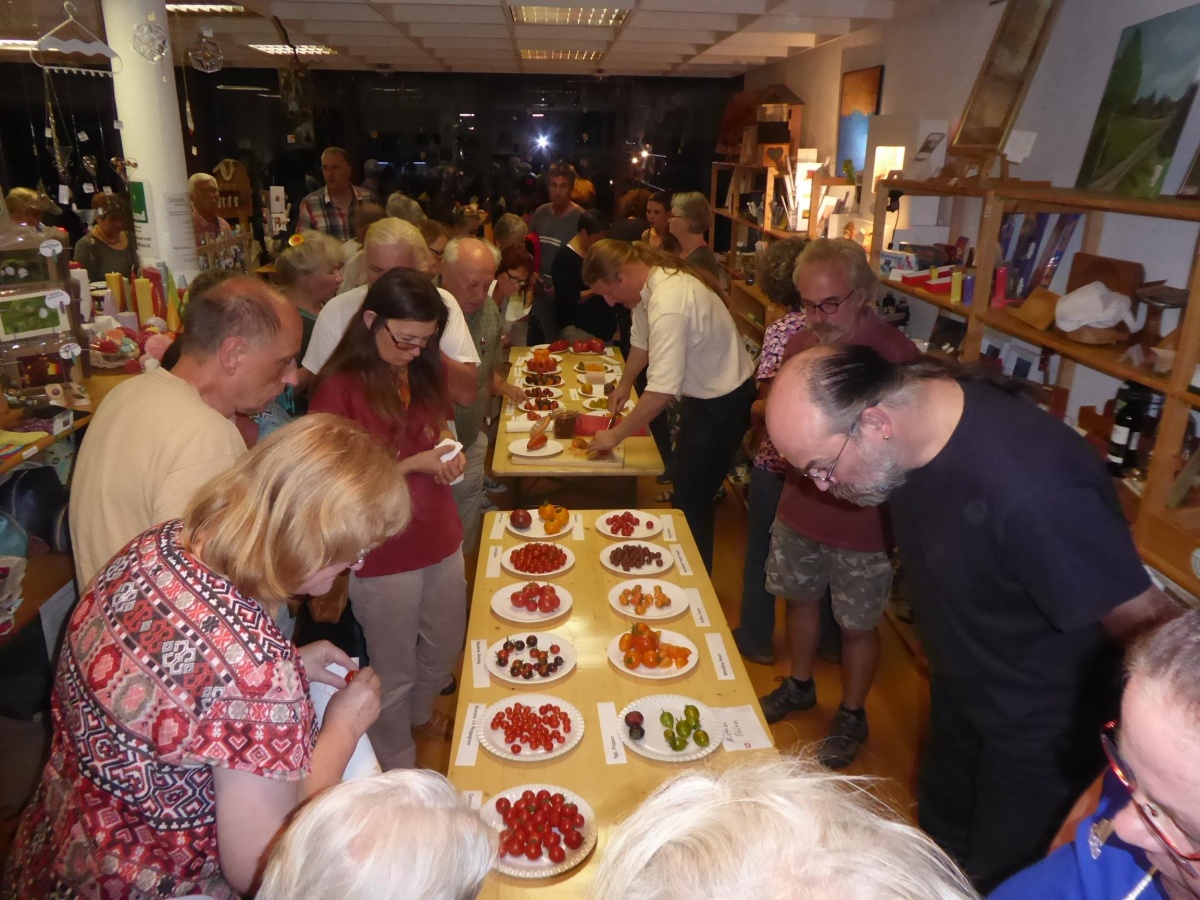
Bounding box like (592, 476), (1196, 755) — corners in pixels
(311, 662), (382, 780)
(1055, 281), (1137, 332)
(435, 437), (465, 485)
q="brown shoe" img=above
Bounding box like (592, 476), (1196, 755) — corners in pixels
(413, 710), (456, 740)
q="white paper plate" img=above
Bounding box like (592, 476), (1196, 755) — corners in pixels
(482, 784), (598, 879)
(502, 542), (575, 578)
(522, 374), (565, 388)
(572, 360), (619, 374)
(599, 540), (674, 576)
(519, 352), (563, 365)
(505, 510), (572, 541)
(523, 386), (564, 399)
(575, 371), (618, 385)
(617, 695), (718, 763)
(607, 629), (699, 680)
(510, 438), (564, 458)
(486, 632), (576, 686)
(607, 578), (689, 621)
(576, 383), (612, 399)
(594, 509), (664, 541)
(519, 399), (565, 414)
(490, 581), (574, 623)
(479, 694), (585, 762)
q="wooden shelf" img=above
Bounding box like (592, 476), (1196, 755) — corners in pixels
(732, 308), (765, 333)
(0, 410), (91, 479)
(713, 208), (798, 241)
(1180, 387), (1200, 410)
(997, 185), (1200, 223)
(730, 279), (771, 310)
(1141, 508), (1200, 599)
(880, 278), (969, 316)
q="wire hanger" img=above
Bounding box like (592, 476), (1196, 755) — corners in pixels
(31, 2), (122, 74)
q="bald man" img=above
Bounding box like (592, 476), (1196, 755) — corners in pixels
(70, 277), (302, 587)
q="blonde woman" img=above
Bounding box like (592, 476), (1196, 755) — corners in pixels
(5, 415), (409, 899)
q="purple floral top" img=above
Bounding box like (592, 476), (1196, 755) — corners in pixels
(754, 309), (806, 474)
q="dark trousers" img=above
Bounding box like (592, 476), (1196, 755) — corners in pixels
(674, 379), (755, 573)
(735, 464), (785, 655)
(918, 676), (1104, 893)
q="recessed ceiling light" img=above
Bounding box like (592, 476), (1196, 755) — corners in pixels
(166, 3), (246, 13)
(216, 84), (271, 91)
(512, 7), (628, 27)
(249, 44), (337, 56)
(520, 49), (602, 61)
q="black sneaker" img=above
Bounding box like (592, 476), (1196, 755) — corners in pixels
(819, 707), (868, 769)
(759, 677), (816, 724)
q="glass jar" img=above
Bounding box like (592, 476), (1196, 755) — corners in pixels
(552, 409), (579, 439)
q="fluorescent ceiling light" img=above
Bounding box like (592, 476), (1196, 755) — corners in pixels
(520, 49), (602, 61)
(512, 7), (628, 26)
(531, 113), (545, 117)
(166, 3), (246, 12)
(216, 83), (271, 90)
(249, 44), (337, 56)
(0, 39), (39, 51)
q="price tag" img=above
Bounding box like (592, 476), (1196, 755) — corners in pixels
(103, 186), (113, 195)
(604, 345), (615, 357)
(462, 789), (483, 810)
(21, 445), (39, 460)
(687, 587), (710, 628)
(58, 342), (82, 360)
(45, 289), (69, 311)
(485, 545), (502, 579)
(39, 238), (63, 258)
(57, 185), (70, 204)
(113, 120), (124, 130)
(596, 702), (628, 765)
(44, 127), (52, 139)
(706, 632), (734, 680)
(489, 512), (506, 541)
(77, 130), (89, 142)
(661, 513), (677, 542)
(710, 705), (774, 751)
(470, 638), (490, 689)
(670, 544), (693, 577)
(569, 388), (580, 401)
(571, 512), (584, 540)
(453, 702), (486, 767)
(82, 182), (95, 194)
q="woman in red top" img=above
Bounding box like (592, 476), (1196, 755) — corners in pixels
(310, 268), (467, 770)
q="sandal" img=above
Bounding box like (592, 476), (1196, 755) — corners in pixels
(413, 710), (456, 740)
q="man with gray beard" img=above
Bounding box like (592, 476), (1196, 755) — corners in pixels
(766, 339), (1178, 893)
(754, 239), (919, 769)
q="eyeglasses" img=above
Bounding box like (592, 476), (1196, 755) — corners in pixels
(799, 288), (856, 315)
(502, 271), (528, 288)
(382, 324), (434, 349)
(806, 422), (856, 484)
(1102, 720), (1200, 874)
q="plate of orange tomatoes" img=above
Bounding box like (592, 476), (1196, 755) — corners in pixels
(607, 623), (698, 680)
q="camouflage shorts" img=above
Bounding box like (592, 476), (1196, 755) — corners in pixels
(765, 519), (893, 632)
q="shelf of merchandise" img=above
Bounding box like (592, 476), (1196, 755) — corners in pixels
(872, 178), (1200, 599)
(712, 208), (797, 241)
(878, 277), (970, 316)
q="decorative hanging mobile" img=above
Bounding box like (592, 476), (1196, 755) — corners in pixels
(82, 155), (98, 181)
(188, 27), (223, 74)
(30, 2), (122, 73)
(111, 157), (138, 186)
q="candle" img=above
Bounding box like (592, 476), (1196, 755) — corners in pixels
(992, 266), (1008, 306)
(134, 277), (154, 326)
(105, 273), (124, 312)
(951, 270), (963, 304)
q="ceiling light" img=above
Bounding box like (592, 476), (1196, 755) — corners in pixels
(512, 6), (627, 26)
(535, 136), (550, 149)
(166, 3), (246, 13)
(0, 39), (39, 51)
(459, 113), (475, 117)
(249, 44), (336, 56)
(216, 83), (271, 91)
(530, 112), (544, 118)
(520, 49), (601, 61)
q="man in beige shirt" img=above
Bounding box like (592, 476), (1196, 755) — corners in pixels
(70, 277), (303, 588)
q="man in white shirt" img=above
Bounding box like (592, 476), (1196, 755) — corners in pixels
(70, 277), (303, 588)
(302, 218), (479, 406)
(586, 239), (755, 573)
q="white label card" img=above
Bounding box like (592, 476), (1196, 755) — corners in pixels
(77, 130), (89, 142)
(604, 345), (615, 357)
(82, 183), (94, 194)
(103, 186), (113, 195)
(21, 445), (39, 460)
(45, 289), (69, 311)
(711, 705), (774, 751)
(453, 702), (487, 767)
(571, 512), (584, 540)
(470, 639), (490, 689)
(489, 513), (506, 541)
(57, 185), (70, 204)
(485, 545), (502, 579)
(596, 701), (628, 765)
(569, 389), (580, 401)
(661, 514), (677, 542)
(58, 342), (81, 360)
(113, 120), (124, 130)
(39, 239), (63, 258)
(462, 789), (483, 810)
(706, 632), (735, 680)
(687, 588), (710, 628)
(671, 544), (693, 577)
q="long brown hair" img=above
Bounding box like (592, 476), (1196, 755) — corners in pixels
(582, 239), (726, 301)
(313, 268), (448, 428)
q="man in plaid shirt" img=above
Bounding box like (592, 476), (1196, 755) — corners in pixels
(296, 147), (377, 242)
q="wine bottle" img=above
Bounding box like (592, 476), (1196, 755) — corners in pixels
(1107, 381), (1144, 477)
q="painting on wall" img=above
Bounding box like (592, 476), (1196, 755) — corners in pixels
(1076, 4), (1200, 199)
(836, 66), (883, 177)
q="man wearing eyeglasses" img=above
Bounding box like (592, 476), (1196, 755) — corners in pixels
(991, 611), (1200, 900)
(756, 239), (919, 769)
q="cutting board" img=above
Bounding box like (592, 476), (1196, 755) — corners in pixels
(508, 440), (626, 468)
(1066, 252), (1144, 298)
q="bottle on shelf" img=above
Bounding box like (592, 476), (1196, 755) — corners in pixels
(1107, 381), (1145, 477)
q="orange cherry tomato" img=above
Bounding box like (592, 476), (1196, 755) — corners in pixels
(623, 650), (639, 669)
(631, 635), (651, 654)
(641, 649), (660, 668)
(618, 633), (634, 652)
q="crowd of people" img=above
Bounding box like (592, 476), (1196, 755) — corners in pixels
(0, 148), (1194, 900)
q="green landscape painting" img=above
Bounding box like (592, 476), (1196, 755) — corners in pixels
(1076, 6), (1200, 198)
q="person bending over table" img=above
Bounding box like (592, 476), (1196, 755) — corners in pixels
(4, 415), (404, 899)
(310, 268), (468, 770)
(584, 239), (756, 573)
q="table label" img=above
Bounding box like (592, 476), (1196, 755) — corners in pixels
(489, 513), (506, 541)
(462, 789), (483, 810)
(569, 388), (580, 401)
(661, 514), (677, 542)
(596, 701), (628, 765)
(687, 588), (710, 628)
(604, 345), (615, 358)
(21, 445), (39, 460)
(571, 512), (584, 541)
(671, 544), (693, 577)
(470, 639), (490, 689)
(453, 702), (486, 767)
(485, 545), (502, 579)
(711, 705), (774, 751)
(706, 632), (734, 680)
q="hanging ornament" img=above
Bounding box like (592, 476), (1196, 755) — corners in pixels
(82, 155), (97, 180)
(111, 157), (137, 185)
(188, 35), (223, 73)
(132, 23), (168, 63)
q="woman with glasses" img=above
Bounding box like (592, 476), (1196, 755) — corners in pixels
(310, 268), (468, 771)
(491, 245), (534, 348)
(4, 415), (403, 898)
(667, 191), (721, 278)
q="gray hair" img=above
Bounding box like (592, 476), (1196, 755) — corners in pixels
(188, 172), (217, 195)
(758, 237), (809, 309)
(181, 276), (285, 358)
(386, 192), (427, 224)
(670, 191), (712, 234)
(492, 212), (528, 246)
(444, 236), (500, 270)
(591, 756), (980, 900)
(795, 237), (878, 294)
(1127, 608), (1200, 715)
(257, 770), (497, 900)
(274, 230), (342, 286)
(364, 217), (431, 272)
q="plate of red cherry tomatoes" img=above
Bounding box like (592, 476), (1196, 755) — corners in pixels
(594, 509), (663, 540)
(479, 694), (584, 762)
(502, 541), (574, 577)
(490, 581), (572, 623)
(483, 784), (597, 878)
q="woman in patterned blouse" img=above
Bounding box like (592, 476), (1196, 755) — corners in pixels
(5, 415), (411, 899)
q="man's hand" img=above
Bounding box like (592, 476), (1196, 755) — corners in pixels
(606, 385), (631, 417)
(588, 427), (622, 456)
(499, 381), (526, 405)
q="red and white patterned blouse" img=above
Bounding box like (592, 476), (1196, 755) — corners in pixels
(4, 520), (316, 899)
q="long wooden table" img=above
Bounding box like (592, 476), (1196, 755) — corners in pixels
(449, 509), (775, 897)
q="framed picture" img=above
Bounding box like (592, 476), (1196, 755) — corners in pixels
(950, 0), (1063, 157)
(836, 66), (884, 176)
(0, 288), (69, 340)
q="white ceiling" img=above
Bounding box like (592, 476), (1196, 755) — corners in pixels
(4, 0), (923, 77)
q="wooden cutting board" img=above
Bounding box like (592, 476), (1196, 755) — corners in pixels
(1066, 252), (1144, 298)
(508, 440), (626, 468)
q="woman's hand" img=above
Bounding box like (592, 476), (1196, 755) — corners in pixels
(433, 449), (466, 485)
(299, 640), (357, 689)
(323, 666), (381, 739)
(499, 381), (526, 405)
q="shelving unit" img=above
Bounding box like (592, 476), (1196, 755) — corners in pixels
(870, 177), (1200, 597)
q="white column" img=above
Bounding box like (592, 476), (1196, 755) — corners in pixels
(101, 0), (198, 277)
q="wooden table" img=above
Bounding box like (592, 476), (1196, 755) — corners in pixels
(448, 510), (775, 897)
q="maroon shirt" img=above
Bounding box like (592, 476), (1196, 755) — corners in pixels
(775, 311), (919, 552)
(310, 371), (462, 575)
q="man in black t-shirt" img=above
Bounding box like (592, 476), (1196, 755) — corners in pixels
(765, 344), (1181, 893)
(553, 209), (614, 342)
